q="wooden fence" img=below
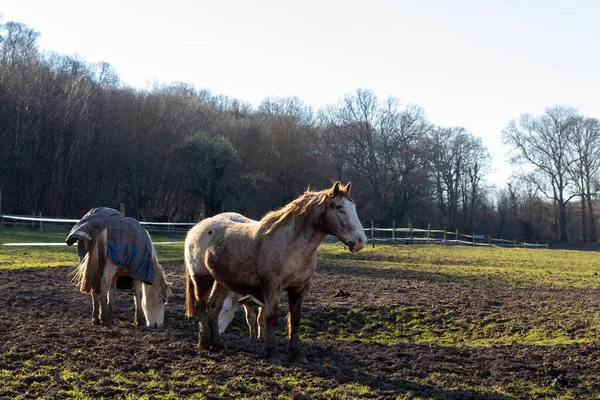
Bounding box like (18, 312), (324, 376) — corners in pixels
(361, 220), (548, 249)
(1, 213), (548, 249)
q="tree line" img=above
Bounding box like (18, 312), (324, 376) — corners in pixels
(1, 21), (598, 242)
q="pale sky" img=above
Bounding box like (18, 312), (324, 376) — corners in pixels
(2, 0), (600, 188)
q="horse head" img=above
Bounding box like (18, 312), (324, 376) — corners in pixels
(323, 182), (367, 252)
(142, 259), (170, 328)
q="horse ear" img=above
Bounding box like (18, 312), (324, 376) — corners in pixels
(344, 182), (352, 195)
(330, 181), (341, 197)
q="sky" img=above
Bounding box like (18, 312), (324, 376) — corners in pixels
(2, 0), (600, 188)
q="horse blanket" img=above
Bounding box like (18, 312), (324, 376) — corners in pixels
(66, 207), (155, 284)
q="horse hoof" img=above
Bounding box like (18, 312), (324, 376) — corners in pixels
(199, 330), (212, 350)
(92, 318), (100, 325)
(199, 340), (212, 350)
(290, 352), (308, 364)
(266, 348), (282, 364)
(267, 355), (282, 364)
(211, 342), (225, 352)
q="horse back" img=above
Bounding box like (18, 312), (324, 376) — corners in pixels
(186, 214), (263, 294)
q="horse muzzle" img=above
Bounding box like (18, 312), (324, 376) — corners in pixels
(347, 236), (365, 253)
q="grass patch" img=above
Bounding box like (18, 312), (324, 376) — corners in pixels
(0, 244), (78, 269)
(319, 243), (600, 289)
(506, 379), (577, 399)
(3, 233), (600, 398)
(312, 244), (600, 347)
(0, 227), (184, 269)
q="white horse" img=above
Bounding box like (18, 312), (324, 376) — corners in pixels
(185, 182), (366, 363)
(218, 291), (265, 338)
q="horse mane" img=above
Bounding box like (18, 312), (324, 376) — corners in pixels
(151, 253), (170, 303)
(260, 183), (353, 236)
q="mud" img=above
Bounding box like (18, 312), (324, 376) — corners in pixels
(1, 258), (599, 399)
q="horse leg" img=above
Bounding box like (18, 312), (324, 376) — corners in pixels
(91, 292), (101, 325)
(109, 275), (118, 317)
(206, 281), (229, 351)
(133, 279), (144, 326)
(287, 283), (311, 364)
(263, 287), (282, 364)
(193, 275), (215, 350)
(257, 306), (266, 339)
(99, 261), (118, 325)
(243, 303), (258, 338)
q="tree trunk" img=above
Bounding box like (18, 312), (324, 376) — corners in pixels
(580, 195), (587, 242)
(558, 200), (568, 242)
(587, 193), (598, 242)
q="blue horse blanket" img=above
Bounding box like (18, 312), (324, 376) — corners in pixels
(66, 207), (155, 284)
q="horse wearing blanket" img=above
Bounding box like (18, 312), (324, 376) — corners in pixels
(67, 207), (169, 328)
(185, 182), (366, 363)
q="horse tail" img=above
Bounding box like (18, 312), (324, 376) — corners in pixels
(74, 229), (107, 294)
(185, 260), (197, 318)
(72, 250), (90, 292)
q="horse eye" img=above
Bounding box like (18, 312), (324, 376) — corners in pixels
(336, 205), (346, 214)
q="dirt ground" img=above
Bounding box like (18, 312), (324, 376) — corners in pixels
(1, 258), (600, 399)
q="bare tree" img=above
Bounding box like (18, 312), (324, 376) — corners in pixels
(425, 127), (489, 230)
(0, 21), (40, 63)
(502, 106), (579, 242)
(568, 117), (600, 242)
(325, 89), (429, 220)
(460, 136), (490, 231)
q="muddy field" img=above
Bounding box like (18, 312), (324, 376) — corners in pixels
(2, 254), (600, 399)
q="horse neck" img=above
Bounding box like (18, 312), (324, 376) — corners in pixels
(271, 206), (328, 256)
(150, 260), (169, 300)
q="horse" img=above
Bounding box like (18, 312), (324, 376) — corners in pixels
(185, 181), (367, 363)
(199, 213), (265, 338)
(67, 208), (169, 328)
(218, 291), (266, 338)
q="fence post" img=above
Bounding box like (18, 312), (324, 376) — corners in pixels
(488, 234), (491, 246)
(371, 219), (375, 248)
(31, 211), (35, 228)
(0, 189), (3, 228)
(120, 203), (125, 216)
(392, 219), (396, 247)
(514, 238), (516, 248)
(39, 211), (43, 233)
(455, 229), (459, 244)
(443, 226), (447, 245)
(427, 223), (431, 244)
(472, 232), (475, 247)
(409, 221), (413, 244)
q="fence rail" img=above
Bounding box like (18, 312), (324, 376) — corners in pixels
(361, 221), (548, 249)
(0, 213), (194, 245)
(1, 214), (547, 249)
(0, 214), (195, 226)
